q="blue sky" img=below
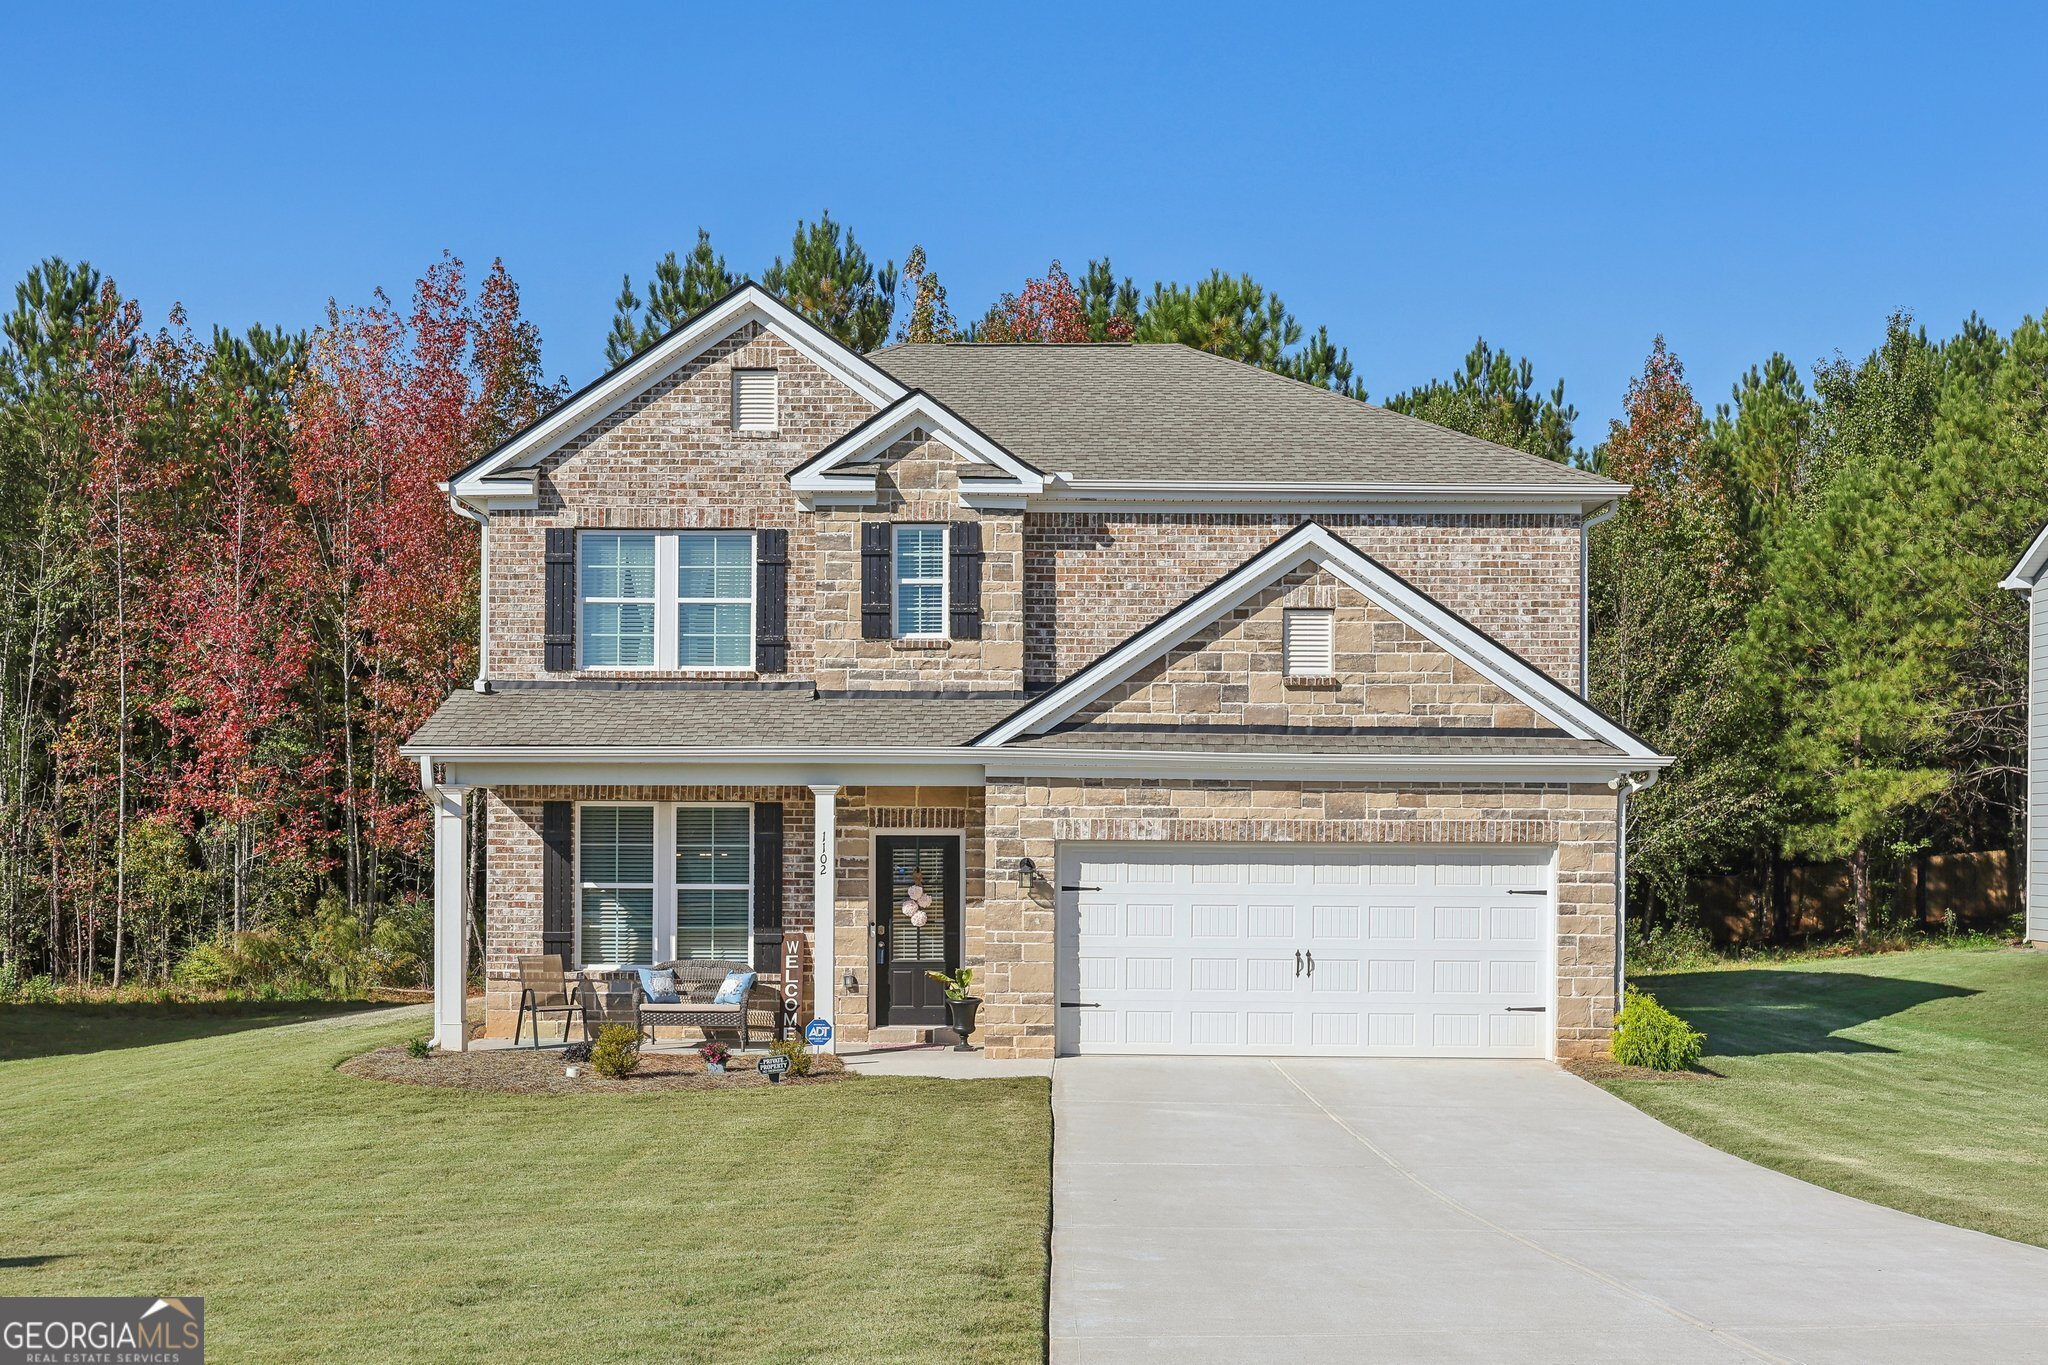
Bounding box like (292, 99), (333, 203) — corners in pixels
(5, 1), (2045, 435)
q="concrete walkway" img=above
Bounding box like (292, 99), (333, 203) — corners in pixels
(1050, 1057), (2048, 1364)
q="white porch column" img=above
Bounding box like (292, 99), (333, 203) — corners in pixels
(808, 784), (840, 1051)
(432, 784), (472, 1052)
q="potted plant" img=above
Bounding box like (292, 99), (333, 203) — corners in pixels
(925, 968), (981, 1051)
(700, 1040), (732, 1075)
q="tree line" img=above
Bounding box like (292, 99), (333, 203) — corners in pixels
(3, 208), (2038, 994)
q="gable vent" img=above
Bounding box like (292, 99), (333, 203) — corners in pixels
(1283, 609), (1335, 676)
(733, 369), (778, 430)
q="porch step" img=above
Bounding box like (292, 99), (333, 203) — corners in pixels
(863, 1025), (964, 1047)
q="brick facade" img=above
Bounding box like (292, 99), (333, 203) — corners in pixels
(1023, 510), (1583, 691)
(1071, 566), (1550, 733)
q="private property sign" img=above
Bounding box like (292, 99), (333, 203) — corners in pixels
(779, 930), (805, 1039)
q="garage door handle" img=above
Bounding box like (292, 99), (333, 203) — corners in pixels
(1504, 1006), (1548, 1013)
(1059, 1002), (1101, 1009)
(1295, 950), (1303, 977)
(1305, 950), (1315, 976)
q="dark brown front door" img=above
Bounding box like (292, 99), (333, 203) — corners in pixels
(875, 834), (962, 1027)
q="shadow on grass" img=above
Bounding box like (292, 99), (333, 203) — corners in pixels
(0, 1000), (393, 1063)
(1635, 969), (1978, 1058)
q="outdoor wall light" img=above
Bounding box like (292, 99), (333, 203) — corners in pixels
(1017, 856), (1038, 888)
(842, 969), (858, 994)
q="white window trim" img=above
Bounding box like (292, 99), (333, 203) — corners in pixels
(893, 523), (950, 640)
(575, 800), (755, 967)
(732, 368), (779, 431)
(578, 530), (755, 673)
(573, 800), (659, 969)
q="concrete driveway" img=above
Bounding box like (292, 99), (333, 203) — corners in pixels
(1050, 1058), (2048, 1363)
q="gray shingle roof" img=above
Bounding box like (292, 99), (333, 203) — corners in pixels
(404, 689), (1022, 750)
(1011, 728), (1625, 758)
(867, 343), (1621, 489)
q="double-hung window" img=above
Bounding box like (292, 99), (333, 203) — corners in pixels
(675, 806), (752, 959)
(893, 524), (948, 638)
(580, 530), (754, 670)
(580, 533), (659, 668)
(576, 802), (753, 966)
(578, 805), (656, 965)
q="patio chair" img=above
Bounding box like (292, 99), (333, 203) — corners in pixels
(577, 975), (644, 1042)
(513, 954), (583, 1048)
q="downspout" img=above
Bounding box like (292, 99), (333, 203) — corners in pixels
(448, 492), (492, 693)
(1610, 769), (1659, 999)
(1580, 500), (1619, 699)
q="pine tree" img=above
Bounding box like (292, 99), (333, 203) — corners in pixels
(603, 230), (735, 366)
(1382, 339), (1578, 464)
(1133, 271), (1301, 369)
(762, 211), (896, 352)
(1275, 325), (1364, 396)
(1079, 259), (1139, 342)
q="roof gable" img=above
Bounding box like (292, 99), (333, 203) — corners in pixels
(2003, 521), (2048, 590)
(788, 389), (1044, 503)
(451, 283), (904, 501)
(975, 522), (1665, 762)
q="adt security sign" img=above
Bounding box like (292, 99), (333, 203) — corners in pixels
(803, 1018), (833, 1048)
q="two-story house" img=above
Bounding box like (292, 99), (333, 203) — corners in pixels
(402, 284), (1668, 1060)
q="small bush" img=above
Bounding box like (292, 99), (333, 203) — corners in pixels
(1629, 921), (1719, 974)
(768, 1036), (813, 1077)
(1612, 986), (1706, 1071)
(173, 939), (238, 992)
(589, 1024), (640, 1078)
(405, 1036), (432, 1059)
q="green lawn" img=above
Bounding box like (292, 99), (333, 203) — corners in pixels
(1604, 945), (2048, 1246)
(0, 1004), (1051, 1363)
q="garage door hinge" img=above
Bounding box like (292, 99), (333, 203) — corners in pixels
(1058, 1002), (1102, 1009)
(1060, 884), (1102, 892)
(1504, 1005), (1549, 1013)
(1506, 889), (1547, 896)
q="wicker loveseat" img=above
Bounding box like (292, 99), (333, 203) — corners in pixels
(582, 960), (779, 1050)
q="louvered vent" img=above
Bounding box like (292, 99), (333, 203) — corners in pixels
(732, 369), (778, 430)
(1283, 609), (1335, 676)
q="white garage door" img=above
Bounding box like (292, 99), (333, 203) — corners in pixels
(1055, 844), (1555, 1058)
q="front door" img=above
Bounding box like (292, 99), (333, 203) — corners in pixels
(876, 834), (962, 1027)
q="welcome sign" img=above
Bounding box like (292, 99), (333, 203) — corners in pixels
(3, 1296), (203, 1363)
(779, 930), (805, 1039)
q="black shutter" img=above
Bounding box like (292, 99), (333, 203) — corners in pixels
(860, 522), (892, 640)
(752, 802), (784, 971)
(949, 520), (983, 640)
(541, 801), (575, 963)
(755, 528), (788, 673)
(543, 529), (576, 672)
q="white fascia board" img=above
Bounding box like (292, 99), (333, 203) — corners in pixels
(2002, 522), (2048, 590)
(981, 749), (1673, 782)
(789, 393), (1044, 494)
(450, 286), (905, 496)
(975, 521), (1663, 761)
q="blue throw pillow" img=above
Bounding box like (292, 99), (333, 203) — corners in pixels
(633, 966), (681, 1004)
(712, 970), (757, 1005)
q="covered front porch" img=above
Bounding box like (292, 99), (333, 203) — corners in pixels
(421, 768), (996, 1056)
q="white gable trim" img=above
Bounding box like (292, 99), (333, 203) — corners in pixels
(450, 284), (905, 500)
(788, 391), (1045, 499)
(975, 521), (1664, 760)
(2003, 522), (2048, 591)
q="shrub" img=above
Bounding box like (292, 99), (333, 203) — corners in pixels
(589, 1024), (641, 1078)
(173, 939), (238, 992)
(768, 1036), (813, 1077)
(1629, 921), (1719, 974)
(1611, 986), (1706, 1071)
(405, 1036), (432, 1059)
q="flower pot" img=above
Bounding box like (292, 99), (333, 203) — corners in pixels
(947, 996), (982, 1051)
(706, 1062), (726, 1075)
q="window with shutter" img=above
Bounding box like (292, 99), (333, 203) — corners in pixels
(1283, 609), (1335, 676)
(732, 369), (778, 430)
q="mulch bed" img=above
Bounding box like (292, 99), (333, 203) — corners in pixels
(1563, 1057), (1718, 1083)
(339, 1044), (852, 1095)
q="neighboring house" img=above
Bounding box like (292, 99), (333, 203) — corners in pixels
(2002, 527), (2048, 942)
(402, 283), (1670, 1060)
